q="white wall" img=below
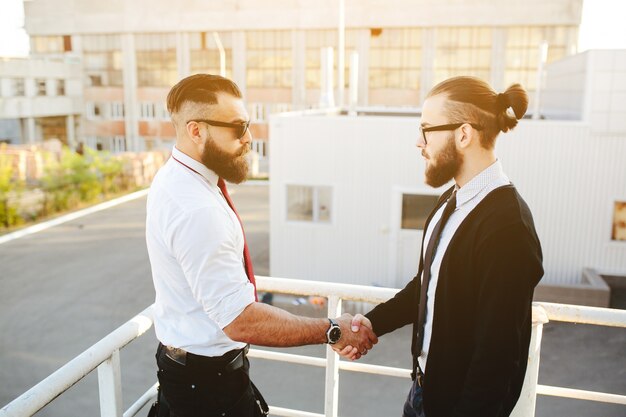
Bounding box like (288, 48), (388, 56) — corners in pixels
(270, 113), (626, 287)
(584, 50), (626, 134)
(541, 53), (587, 120)
(542, 50), (626, 135)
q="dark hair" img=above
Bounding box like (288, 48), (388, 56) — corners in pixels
(427, 76), (528, 148)
(166, 73), (242, 114)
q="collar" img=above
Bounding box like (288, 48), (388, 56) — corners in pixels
(455, 159), (508, 208)
(171, 146), (220, 186)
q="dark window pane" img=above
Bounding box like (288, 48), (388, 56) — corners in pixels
(401, 194), (439, 230)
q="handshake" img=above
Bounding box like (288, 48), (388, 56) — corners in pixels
(331, 313), (376, 360)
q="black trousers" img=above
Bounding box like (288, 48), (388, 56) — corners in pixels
(402, 372), (426, 417)
(155, 344), (267, 417)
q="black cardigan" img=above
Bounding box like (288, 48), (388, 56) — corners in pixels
(366, 185), (543, 417)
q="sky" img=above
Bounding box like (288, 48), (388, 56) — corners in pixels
(0, 0), (626, 57)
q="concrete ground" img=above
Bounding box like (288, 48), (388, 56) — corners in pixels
(0, 184), (624, 416)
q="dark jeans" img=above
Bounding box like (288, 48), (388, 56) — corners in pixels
(155, 344), (266, 417)
(402, 378), (425, 417)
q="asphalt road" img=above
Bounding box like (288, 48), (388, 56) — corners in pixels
(0, 184), (624, 416)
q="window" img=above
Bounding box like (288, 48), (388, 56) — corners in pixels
(251, 139), (267, 157)
(305, 29), (357, 89)
(57, 80), (65, 96)
(87, 102), (105, 119)
(83, 35), (123, 87)
(12, 79), (25, 96)
(369, 28), (421, 89)
(31, 36), (65, 54)
(612, 201), (626, 242)
(63, 35), (72, 52)
(505, 26), (577, 91)
(140, 102), (156, 119)
(110, 102), (125, 119)
(246, 31), (292, 88)
(401, 194), (439, 230)
(287, 185), (332, 223)
(434, 27), (492, 85)
(89, 75), (103, 87)
(36, 79), (47, 96)
(136, 34), (177, 87)
(190, 32), (233, 78)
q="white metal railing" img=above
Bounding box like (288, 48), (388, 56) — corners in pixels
(1, 276), (625, 417)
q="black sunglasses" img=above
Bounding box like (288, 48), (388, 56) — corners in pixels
(188, 119), (251, 140)
(420, 122), (483, 145)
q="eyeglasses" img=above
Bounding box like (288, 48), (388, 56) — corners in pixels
(420, 122), (483, 145)
(188, 119), (251, 140)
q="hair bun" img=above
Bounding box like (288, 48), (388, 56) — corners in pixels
(496, 93), (510, 111)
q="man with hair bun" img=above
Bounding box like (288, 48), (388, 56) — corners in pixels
(341, 76), (544, 417)
(146, 74), (377, 416)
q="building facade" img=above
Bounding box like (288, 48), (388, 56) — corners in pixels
(23, 0), (582, 152)
(0, 57), (83, 147)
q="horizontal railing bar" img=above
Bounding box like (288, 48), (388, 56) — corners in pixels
(268, 406), (325, 417)
(338, 361), (412, 379)
(0, 306), (154, 417)
(249, 349), (326, 367)
(537, 384), (626, 405)
(249, 348), (412, 379)
(535, 302), (626, 328)
(123, 383), (158, 417)
(256, 276), (399, 304)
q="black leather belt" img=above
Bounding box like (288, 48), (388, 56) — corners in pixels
(161, 343), (249, 373)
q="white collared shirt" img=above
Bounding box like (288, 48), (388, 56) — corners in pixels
(146, 146), (255, 357)
(419, 160), (510, 372)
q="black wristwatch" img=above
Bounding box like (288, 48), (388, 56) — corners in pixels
(326, 318), (342, 344)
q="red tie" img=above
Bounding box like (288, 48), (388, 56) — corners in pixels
(217, 178), (258, 301)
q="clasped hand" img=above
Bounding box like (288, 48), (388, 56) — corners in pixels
(332, 313), (377, 361)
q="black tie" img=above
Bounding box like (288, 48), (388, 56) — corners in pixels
(416, 190), (457, 353)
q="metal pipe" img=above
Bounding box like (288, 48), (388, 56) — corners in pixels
(213, 32), (226, 77)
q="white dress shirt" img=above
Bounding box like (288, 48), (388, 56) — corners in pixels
(418, 160), (510, 372)
(146, 146), (255, 357)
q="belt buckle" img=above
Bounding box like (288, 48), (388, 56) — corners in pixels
(416, 371), (424, 388)
(224, 346), (247, 372)
(164, 346), (187, 366)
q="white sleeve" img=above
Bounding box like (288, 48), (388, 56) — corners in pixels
(170, 205), (255, 329)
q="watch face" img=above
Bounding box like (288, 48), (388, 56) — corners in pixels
(329, 326), (342, 343)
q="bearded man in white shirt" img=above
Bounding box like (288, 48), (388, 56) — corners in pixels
(146, 74), (377, 417)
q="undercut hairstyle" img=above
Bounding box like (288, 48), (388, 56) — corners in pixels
(166, 73), (242, 115)
(427, 76), (529, 149)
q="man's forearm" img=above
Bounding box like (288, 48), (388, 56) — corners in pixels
(223, 302), (328, 347)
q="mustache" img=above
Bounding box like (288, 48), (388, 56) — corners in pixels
(235, 143), (251, 157)
(421, 150), (429, 159)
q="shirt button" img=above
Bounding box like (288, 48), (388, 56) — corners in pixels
(191, 384), (195, 389)
(217, 372), (222, 376)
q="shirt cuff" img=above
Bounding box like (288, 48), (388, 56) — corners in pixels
(211, 282), (256, 329)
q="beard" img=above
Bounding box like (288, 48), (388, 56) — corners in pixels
(423, 134), (463, 188)
(201, 137), (250, 184)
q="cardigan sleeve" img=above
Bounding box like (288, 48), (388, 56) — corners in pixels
(365, 272), (419, 337)
(451, 221), (543, 417)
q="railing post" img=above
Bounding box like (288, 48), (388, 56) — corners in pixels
(324, 295), (342, 417)
(98, 349), (123, 417)
(511, 305), (549, 417)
